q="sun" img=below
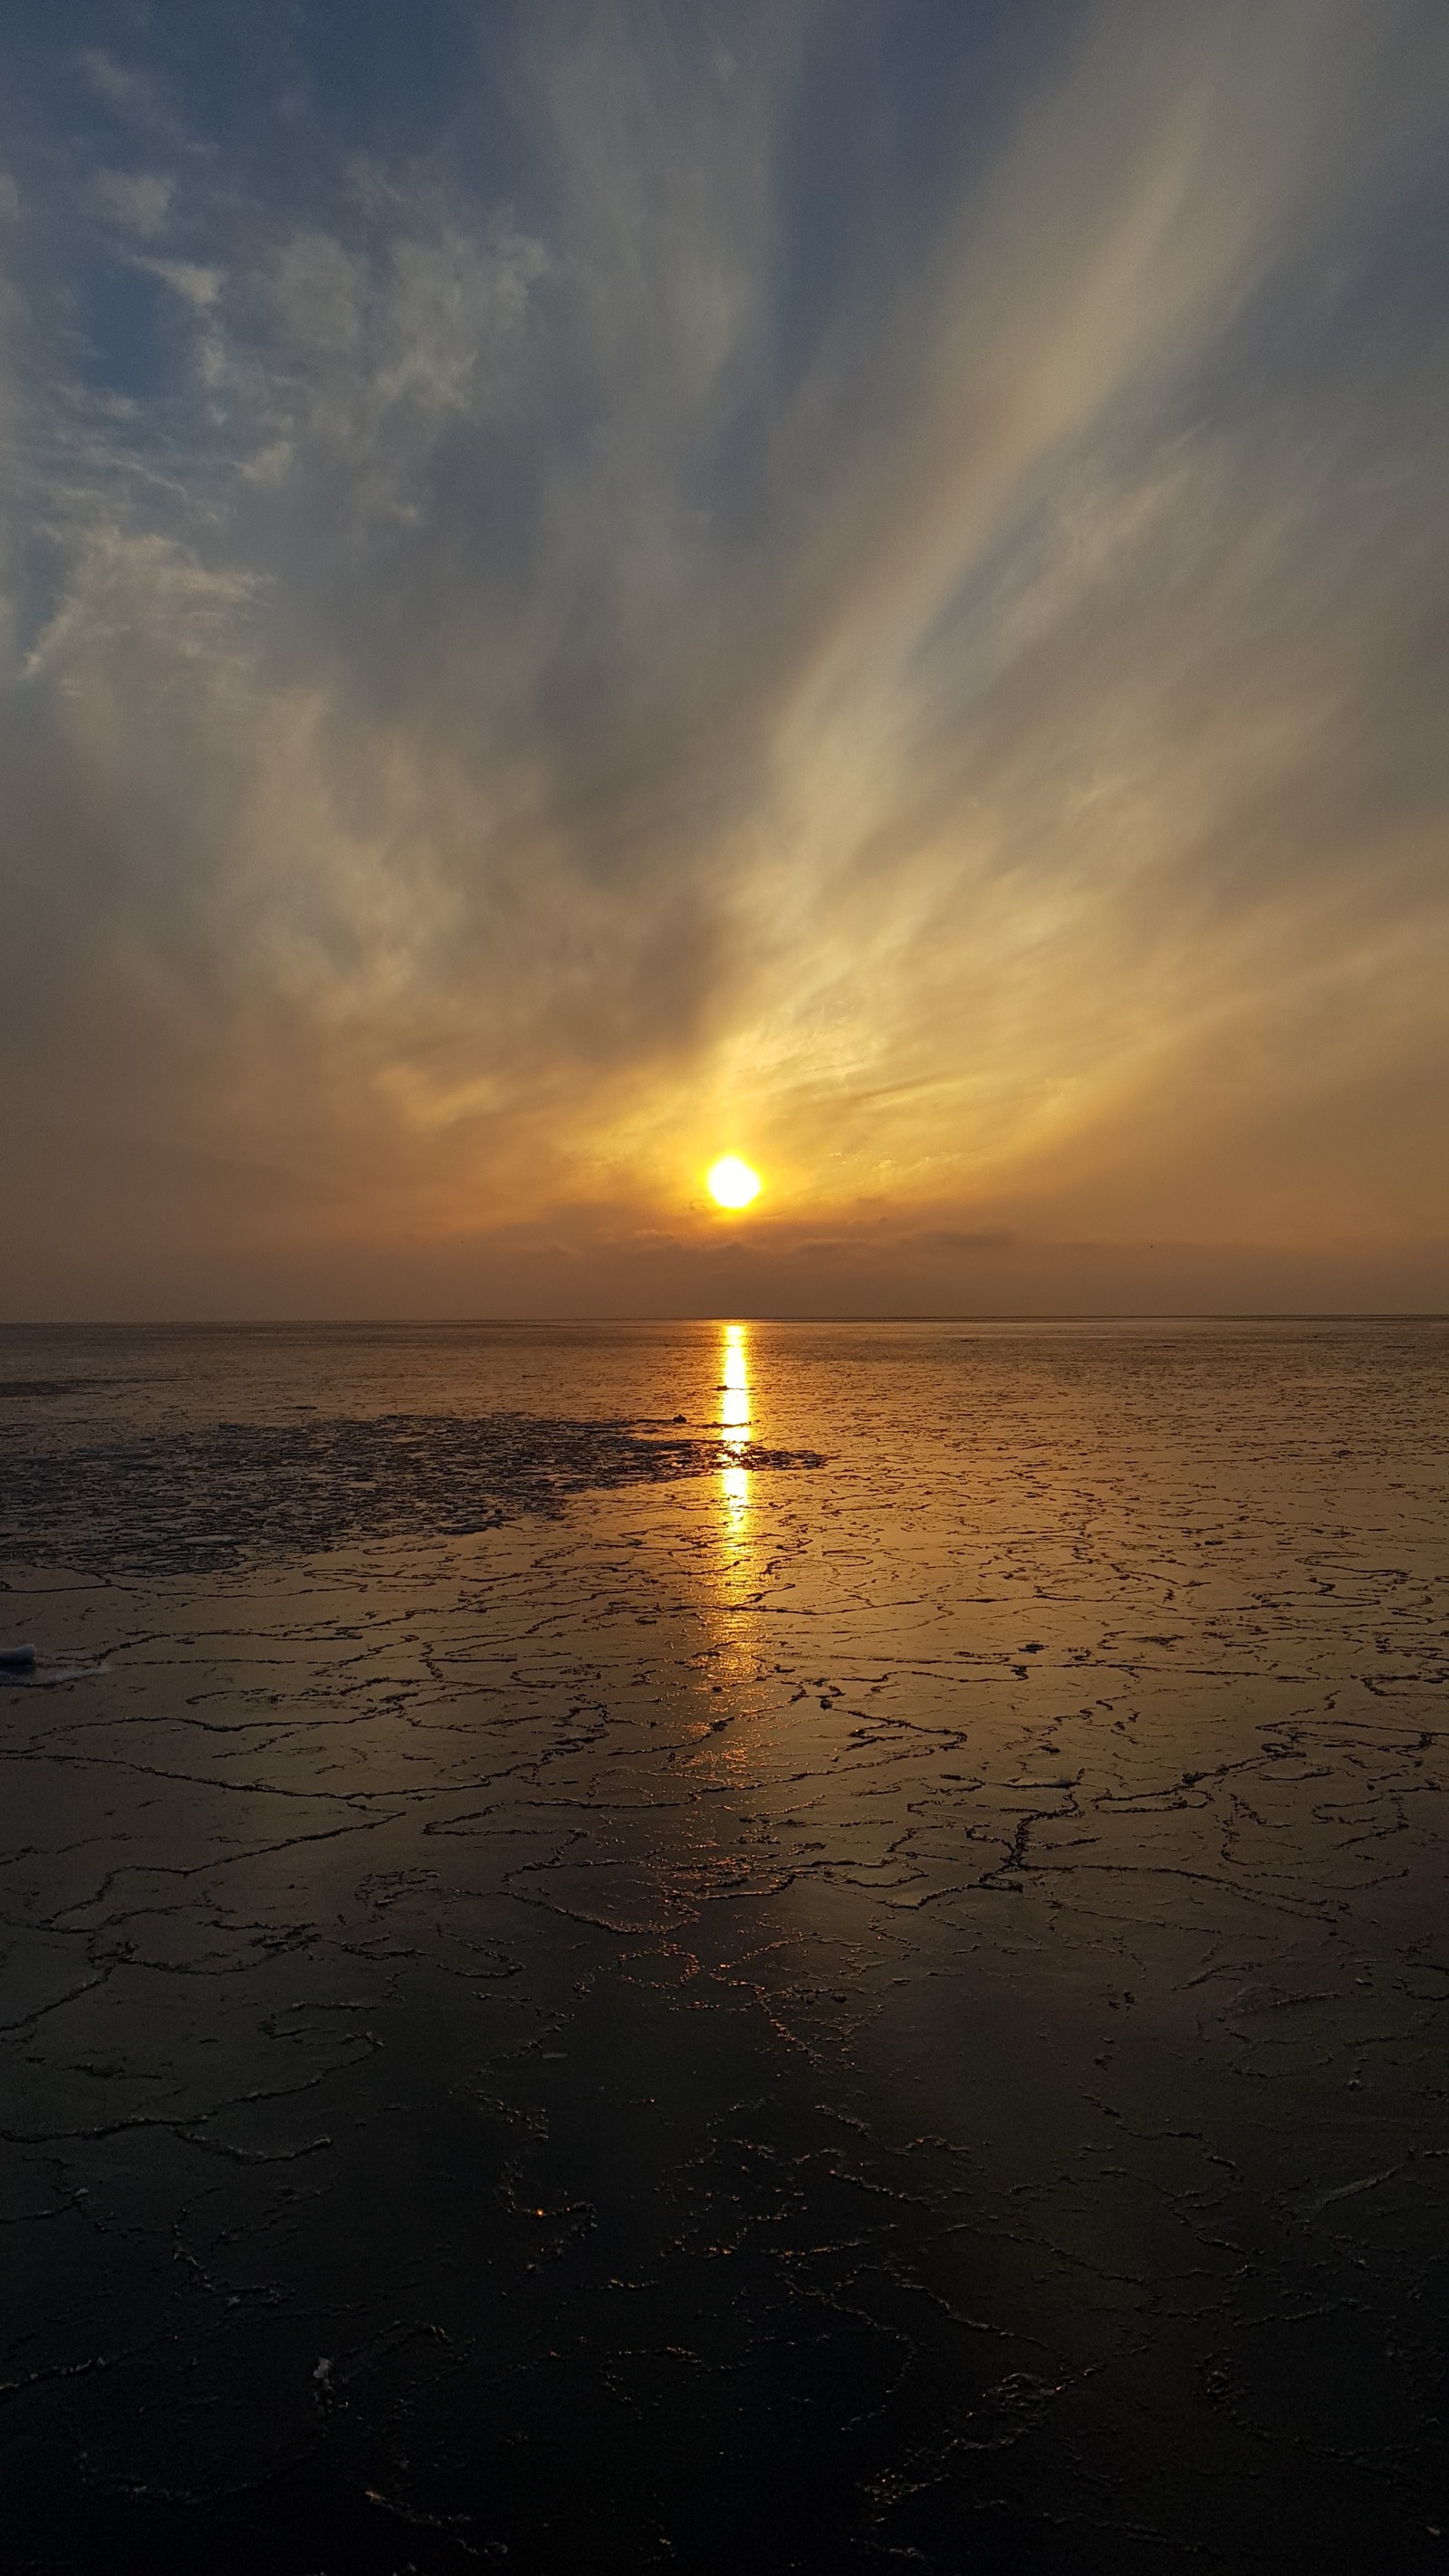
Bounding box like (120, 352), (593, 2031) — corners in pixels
(707, 1155), (762, 1211)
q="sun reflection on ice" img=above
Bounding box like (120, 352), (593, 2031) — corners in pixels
(719, 1322), (751, 1535)
(712, 1322), (756, 1731)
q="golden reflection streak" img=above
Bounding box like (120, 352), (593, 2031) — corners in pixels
(719, 1322), (751, 1533)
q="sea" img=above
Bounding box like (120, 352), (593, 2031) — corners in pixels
(1, 1317), (1446, 2574)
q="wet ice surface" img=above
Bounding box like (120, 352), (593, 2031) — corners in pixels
(1, 1318), (1446, 2575)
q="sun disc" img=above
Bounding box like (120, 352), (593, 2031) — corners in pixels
(707, 1155), (762, 1211)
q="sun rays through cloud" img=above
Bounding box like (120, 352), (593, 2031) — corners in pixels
(1, 0), (1446, 1316)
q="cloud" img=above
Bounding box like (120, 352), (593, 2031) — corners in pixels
(78, 50), (155, 113)
(2, 0), (1447, 1316)
(914, 1232), (1015, 1255)
(91, 169), (172, 235)
(254, 215), (547, 501)
(145, 257), (221, 307)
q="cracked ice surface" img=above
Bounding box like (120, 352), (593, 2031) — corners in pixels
(0, 1318), (1446, 2574)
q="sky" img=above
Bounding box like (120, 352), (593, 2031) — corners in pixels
(2, 0), (1446, 1320)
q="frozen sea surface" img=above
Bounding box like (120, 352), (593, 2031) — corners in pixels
(0, 1317), (1446, 2574)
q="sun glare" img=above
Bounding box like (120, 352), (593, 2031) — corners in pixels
(706, 1155), (762, 1211)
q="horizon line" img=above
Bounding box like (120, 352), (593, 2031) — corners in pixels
(3, 1311), (1447, 1331)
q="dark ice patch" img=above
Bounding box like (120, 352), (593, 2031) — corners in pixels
(0, 1409), (825, 1576)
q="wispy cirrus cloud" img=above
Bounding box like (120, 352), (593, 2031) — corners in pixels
(1, 0), (1446, 1317)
